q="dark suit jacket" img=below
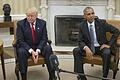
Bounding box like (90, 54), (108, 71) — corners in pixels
(78, 19), (119, 52)
(16, 18), (48, 51)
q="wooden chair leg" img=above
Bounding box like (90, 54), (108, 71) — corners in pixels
(77, 75), (80, 80)
(91, 64), (94, 67)
(42, 64), (45, 67)
(113, 70), (118, 79)
(1, 54), (6, 80)
(15, 62), (20, 80)
(117, 68), (119, 71)
(113, 59), (119, 79)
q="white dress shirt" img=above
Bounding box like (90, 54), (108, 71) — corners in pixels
(28, 21), (41, 54)
(87, 21), (100, 47)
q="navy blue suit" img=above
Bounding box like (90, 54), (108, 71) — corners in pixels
(16, 18), (55, 80)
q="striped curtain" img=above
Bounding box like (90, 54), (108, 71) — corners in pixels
(115, 0), (120, 15)
(0, 0), (41, 15)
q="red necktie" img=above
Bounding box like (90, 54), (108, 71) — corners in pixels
(31, 23), (35, 43)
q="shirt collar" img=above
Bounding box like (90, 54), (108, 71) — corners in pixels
(32, 21), (36, 25)
(87, 21), (95, 27)
(30, 21), (36, 26)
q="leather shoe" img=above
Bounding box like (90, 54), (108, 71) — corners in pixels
(21, 73), (27, 80)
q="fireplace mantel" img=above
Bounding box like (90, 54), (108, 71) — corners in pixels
(46, 0), (116, 51)
(40, 0), (115, 20)
(48, 0), (108, 6)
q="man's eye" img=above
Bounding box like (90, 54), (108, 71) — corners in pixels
(92, 12), (94, 14)
(87, 13), (90, 15)
(87, 12), (94, 15)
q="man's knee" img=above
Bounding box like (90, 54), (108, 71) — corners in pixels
(73, 47), (81, 55)
(17, 48), (28, 57)
(102, 48), (111, 55)
(43, 45), (53, 57)
(44, 45), (51, 49)
(44, 45), (52, 52)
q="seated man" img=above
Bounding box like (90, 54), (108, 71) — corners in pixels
(73, 7), (119, 80)
(16, 7), (56, 80)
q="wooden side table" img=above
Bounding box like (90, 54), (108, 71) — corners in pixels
(0, 40), (6, 80)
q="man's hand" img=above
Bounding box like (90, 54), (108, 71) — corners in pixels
(84, 46), (93, 60)
(31, 51), (39, 64)
(34, 52), (39, 64)
(100, 44), (110, 50)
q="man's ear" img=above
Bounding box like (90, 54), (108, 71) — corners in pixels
(83, 15), (86, 19)
(83, 15), (86, 20)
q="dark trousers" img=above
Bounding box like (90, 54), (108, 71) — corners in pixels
(17, 45), (55, 80)
(73, 47), (111, 80)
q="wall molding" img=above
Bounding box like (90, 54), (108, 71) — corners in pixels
(0, 14), (41, 21)
(48, 0), (108, 6)
(114, 15), (120, 20)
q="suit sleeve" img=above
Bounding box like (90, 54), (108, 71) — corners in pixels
(16, 21), (31, 51)
(78, 24), (87, 49)
(104, 21), (120, 46)
(37, 21), (48, 50)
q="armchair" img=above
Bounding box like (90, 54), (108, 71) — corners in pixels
(12, 21), (52, 80)
(83, 20), (120, 79)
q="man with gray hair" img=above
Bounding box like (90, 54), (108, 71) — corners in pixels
(73, 7), (119, 80)
(16, 7), (56, 80)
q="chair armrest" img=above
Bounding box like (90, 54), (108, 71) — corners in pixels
(47, 40), (52, 45)
(113, 37), (120, 62)
(0, 40), (3, 55)
(116, 36), (120, 47)
(12, 39), (16, 47)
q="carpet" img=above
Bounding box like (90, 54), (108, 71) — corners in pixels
(1, 47), (120, 80)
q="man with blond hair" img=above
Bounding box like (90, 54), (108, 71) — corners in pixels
(16, 7), (56, 80)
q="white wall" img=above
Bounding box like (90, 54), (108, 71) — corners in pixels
(48, 6), (107, 51)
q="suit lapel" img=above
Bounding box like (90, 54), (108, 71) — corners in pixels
(35, 19), (43, 40)
(25, 21), (33, 40)
(95, 20), (100, 41)
(83, 22), (91, 41)
(35, 20), (39, 32)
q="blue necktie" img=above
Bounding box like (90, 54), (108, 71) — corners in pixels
(89, 25), (95, 53)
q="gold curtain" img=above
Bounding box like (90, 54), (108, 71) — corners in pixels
(115, 0), (120, 15)
(0, 0), (41, 15)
